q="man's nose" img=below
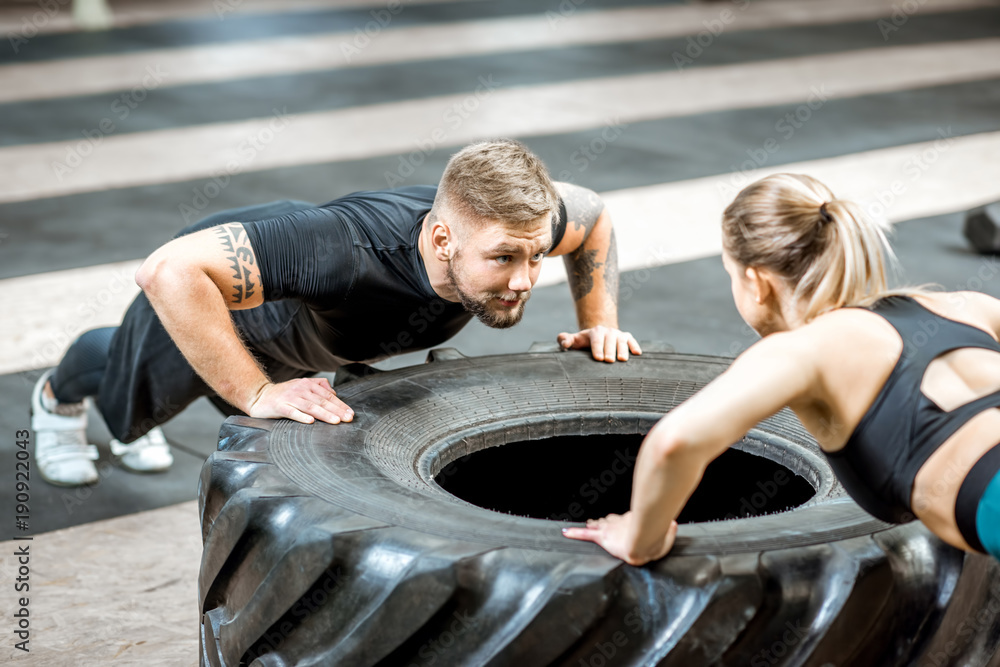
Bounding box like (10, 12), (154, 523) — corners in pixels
(508, 261), (532, 292)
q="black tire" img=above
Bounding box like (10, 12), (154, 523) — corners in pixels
(198, 346), (1000, 667)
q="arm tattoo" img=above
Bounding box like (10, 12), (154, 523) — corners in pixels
(604, 229), (619, 307)
(214, 223), (256, 304)
(559, 182), (605, 239)
(565, 247), (603, 301)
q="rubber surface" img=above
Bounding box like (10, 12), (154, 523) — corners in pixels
(198, 347), (1000, 666)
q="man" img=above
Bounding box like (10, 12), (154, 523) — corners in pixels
(31, 139), (640, 487)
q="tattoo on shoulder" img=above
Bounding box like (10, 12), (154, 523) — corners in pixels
(214, 223), (257, 304)
(604, 229), (619, 307)
(559, 183), (605, 237)
(566, 247), (603, 301)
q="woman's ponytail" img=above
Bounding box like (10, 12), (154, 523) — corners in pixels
(722, 174), (900, 322)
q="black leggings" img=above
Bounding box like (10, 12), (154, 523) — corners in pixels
(50, 326), (116, 403)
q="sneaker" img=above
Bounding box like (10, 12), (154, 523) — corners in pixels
(30, 370), (99, 487)
(110, 426), (173, 473)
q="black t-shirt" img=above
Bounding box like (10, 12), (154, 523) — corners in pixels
(236, 185), (567, 371)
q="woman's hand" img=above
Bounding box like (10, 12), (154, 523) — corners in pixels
(562, 512), (678, 566)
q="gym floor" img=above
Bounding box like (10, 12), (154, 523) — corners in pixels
(0, 0), (998, 664)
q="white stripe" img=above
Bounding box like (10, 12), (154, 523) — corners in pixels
(0, 0), (483, 36)
(0, 261), (143, 375)
(2, 39), (999, 205)
(4, 132), (999, 376)
(2, 0), (994, 103)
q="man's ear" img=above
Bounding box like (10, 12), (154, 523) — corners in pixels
(431, 219), (455, 261)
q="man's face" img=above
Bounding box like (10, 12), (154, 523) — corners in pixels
(446, 217), (552, 329)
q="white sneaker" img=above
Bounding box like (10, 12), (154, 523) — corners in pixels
(110, 426), (173, 473)
(31, 370), (99, 487)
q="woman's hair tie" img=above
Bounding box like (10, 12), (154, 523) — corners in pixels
(819, 201), (833, 224)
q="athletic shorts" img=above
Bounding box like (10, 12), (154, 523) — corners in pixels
(956, 441), (1000, 559)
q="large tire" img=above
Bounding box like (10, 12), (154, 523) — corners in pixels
(198, 346), (1000, 667)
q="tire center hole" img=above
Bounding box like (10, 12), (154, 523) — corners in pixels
(435, 434), (815, 523)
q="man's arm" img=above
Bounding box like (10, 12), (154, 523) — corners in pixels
(547, 181), (640, 362)
(135, 223), (352, 424)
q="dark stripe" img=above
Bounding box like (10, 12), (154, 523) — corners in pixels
(4, 7), (1000, 147)
(0, 0), (677, 63)
(1, 77), (998, 280)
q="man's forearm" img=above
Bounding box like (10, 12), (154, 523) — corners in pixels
(139, 265), (269, 412)
(563, 210), (619, 329)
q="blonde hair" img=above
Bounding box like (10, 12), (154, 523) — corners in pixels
(430, 139), (558, 233)
(722, 173), (921, 322)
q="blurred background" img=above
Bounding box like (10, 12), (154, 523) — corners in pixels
(0, 0), (999, 662)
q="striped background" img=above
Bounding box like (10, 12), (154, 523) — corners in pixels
(0, 0), (999, 662)
(2, 0), (1000, 379)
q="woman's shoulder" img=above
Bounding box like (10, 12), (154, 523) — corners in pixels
(909, 291), (1000, 342)
(802, 304), (895, 339)
(783, 306), (903, 373)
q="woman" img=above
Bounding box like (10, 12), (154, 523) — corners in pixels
(563, 173), (1000, 565)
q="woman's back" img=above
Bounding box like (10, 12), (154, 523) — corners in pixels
(797, 290), (1000, 550)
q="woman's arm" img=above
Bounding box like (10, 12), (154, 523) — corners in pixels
(563, 330), (819, 564)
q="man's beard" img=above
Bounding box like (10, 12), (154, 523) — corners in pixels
(446, 259), (530, 329)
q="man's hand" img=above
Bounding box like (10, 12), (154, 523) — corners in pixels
(558, 326), (642, 362)
(562, 512), (678, 566)
(246, 377), (354, 425)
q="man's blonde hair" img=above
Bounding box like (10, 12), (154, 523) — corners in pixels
(430, 139), (558, 234)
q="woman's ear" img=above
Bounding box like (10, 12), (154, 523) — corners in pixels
(745, 266), (769, 305)
(747, 265), (787, 307)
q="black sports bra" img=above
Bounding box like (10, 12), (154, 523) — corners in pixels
(825, 296), (1000, 523)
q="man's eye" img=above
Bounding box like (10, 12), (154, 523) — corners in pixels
(531, 252), (544, 261)
(496, 256), (511, 265)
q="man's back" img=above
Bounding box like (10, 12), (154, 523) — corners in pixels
(237, 185), (472, 370)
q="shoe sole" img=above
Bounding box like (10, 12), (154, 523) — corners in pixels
(37, 469), (99, 488)
(114, 457), (172, 474)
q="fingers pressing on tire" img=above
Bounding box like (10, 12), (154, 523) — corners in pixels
(247, 378), (354, 425)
